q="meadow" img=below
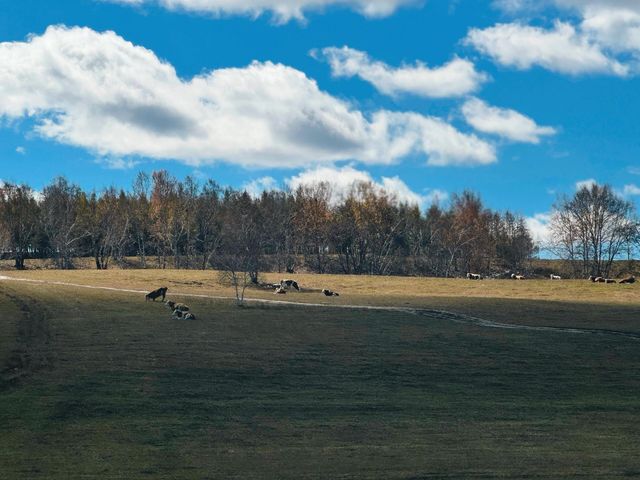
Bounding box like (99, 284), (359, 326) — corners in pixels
(1, 270), (639, 479)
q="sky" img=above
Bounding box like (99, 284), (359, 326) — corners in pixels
(1, 0), (640, 243)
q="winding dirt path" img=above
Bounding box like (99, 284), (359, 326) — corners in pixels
(1, 275), (639, 341)
(0, 282), (54, 388)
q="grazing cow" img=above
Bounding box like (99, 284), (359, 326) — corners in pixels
(146, 287), (168, 302)
(550, 274), (561, 280)
(274, 286), (287, 294)
(165, 300), (176, 310)
(174, 303), (189, 312)
(280, 279), (300, 291)
(184, 312), (196, 320)
(322, 289), (339, 297)
(466, 273), (482, 280)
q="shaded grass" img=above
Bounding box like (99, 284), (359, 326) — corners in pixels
(1, 280), (640, 478)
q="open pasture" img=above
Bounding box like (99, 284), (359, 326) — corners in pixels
(1, 271), (640, 478)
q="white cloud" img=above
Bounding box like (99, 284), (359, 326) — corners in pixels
(525, 212), (552, 245)
(104, 0), (418, 23)
(243, 176), (279, 198)
(15, 146), (26, 155)
(315, 46), (487, 98)
(465, 21), (629, 76)
(286, 165), (446, 208)
(575, 178), (597, 190)
(623, 183), (640, 196)
(492, 1), (640, 60)
(0, 26), (496, 170)
(96, 157), (141, 170)
(627, 166), (640, 175)
(461, 98), (556, 143)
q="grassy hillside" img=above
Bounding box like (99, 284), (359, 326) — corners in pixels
(1, 273), (639, 478)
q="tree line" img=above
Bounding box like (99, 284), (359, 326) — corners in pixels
(0, 171), (636, 278)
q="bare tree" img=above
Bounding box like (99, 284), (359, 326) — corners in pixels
(41, 177), (87, 269)
(217, 191), (263, 305)
(0, 183), (40, 269)
(550, 184), (638, 277)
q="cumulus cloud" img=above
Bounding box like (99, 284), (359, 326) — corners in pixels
(0, 26), (496, 170)
(465, 21), (629, 76)
(15, 146), (26, 155)
(461, 98), (556, 143)
(492, 1), (640, 66)
(103, 0), (418, 23)
(315, 46), (487, 98)
(286, 165), (446, 208)
(525, 212), (552, 245)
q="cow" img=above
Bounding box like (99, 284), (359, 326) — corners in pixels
(550, 274), (561, 280)
(174, 303), (189, 312)
(589, 275), (597, 282)
(511, 274), (525, 280)
(146, 287), (168, 302)
(620, 276), (636, 284)
(280, 279), (300, 291)
(322, 289), (339, 297)
(594, 277), (606, 283)
(274, 286), (287, 294)
(172, 309), (184, 319)
(165, 300), (176, 310)
(184, 312), (196, 320)
(466, 273), (482, 280)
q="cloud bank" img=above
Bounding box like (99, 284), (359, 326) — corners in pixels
(105, 0), (418, 23)
(0, 26), (496, 169)
(286, 166), (447, 208)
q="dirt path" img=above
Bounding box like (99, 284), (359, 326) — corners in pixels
(1, 275), (639, 341)
(0, 283), (54, 389)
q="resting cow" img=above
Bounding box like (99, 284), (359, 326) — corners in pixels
(466, 273), (482, 280)
(174, 303), (190, 312)
(322, 289), (339, 297)
(274, 286), (287, 294)
(146, 287), (168, 302)
(619, 276), (636, 284)
(165, 300), (176, 310)
(511, 274), (525, 280)
(550, 274), (561, 280)
(280, 279), (300, 291)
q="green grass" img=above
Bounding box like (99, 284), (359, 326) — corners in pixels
(1, 277), (640, 478)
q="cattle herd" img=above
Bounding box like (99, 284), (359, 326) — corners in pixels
(466, 272), (636, 284)
(144, 279), (341, 320)
(145, 286), (196, 320)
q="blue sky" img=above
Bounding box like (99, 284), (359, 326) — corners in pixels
(1, 0), (640, 240)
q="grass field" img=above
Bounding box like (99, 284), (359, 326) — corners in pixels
(1, 271), (640, 478)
